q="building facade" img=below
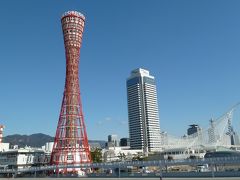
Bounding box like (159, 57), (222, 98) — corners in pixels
(126, 68), (161, 154)
(0, 147), (47, 170)
(102, 146), (143, 162)
(187, 124), (201, 137)
(120, 138), (130, 147)
(107, 135), (119, 147)
(0, 142), (53, 171)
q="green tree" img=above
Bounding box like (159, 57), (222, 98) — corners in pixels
(117, 152), (126, 161)
(91, 148), (102, 163)
(132, 153), (148, 161)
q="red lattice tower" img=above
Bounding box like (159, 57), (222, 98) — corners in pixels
(50, 11), (91, 173)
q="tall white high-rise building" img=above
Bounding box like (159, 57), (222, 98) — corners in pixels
(126, 68), (161, 154)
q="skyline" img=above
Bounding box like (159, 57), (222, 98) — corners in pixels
(1, 0), (240, 140)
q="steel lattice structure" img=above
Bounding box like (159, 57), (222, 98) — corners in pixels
(50, 11), (91, 173)
(161, 104), (240, 151)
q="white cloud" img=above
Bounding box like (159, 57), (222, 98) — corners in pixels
(119, 120), (127, 125)
(105, 117), (112, 122)
(97, 121), (103, 125)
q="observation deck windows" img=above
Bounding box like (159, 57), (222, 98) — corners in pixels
(67, 155), (73, 160)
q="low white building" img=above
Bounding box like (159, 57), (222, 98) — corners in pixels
(0, 143), (9, 152)
(42, 142), (54, 153)
(0, 142), (54, 170)
(0, 147), (47, 170)
(102, 146), (143, 162)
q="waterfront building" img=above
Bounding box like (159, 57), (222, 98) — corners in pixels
(107, 134), (119, 147)
(187, 124), (201, 136)
(41, 142), (54, 153)
(232, 132), (240, 146)
(0, 147), (47, 170)
(102, 146), (143, 162)
(126, 68), (161, 154)
(160, 131), (168, 146)
(0, 142), (54, 171)
(0, 143), (9, 152)
(120, 138), (130, 147)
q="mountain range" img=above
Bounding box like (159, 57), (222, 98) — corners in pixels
(4, 133), (106, 148)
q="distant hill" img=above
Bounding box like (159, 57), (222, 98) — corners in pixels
(88, 140), (106, 149)
(4, 133), (54, 148)
(4, 133), (106, 148)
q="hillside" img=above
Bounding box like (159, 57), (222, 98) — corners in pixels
(4, 133), (54, 148)
(4, 133), (106, 148)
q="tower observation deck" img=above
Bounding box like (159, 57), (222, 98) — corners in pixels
(50, 11), (91, 174)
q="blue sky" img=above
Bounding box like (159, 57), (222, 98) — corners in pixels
(1, 0), (240, 140)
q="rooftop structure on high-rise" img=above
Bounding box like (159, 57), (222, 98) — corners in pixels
(126, 68), (161, 155)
